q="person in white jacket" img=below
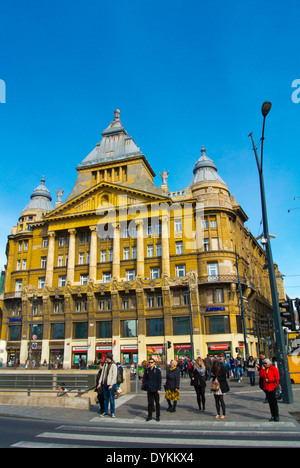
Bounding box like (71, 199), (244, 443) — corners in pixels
(97, 353), (118, 417)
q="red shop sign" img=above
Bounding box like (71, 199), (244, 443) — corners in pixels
(210, 344), (229, 351)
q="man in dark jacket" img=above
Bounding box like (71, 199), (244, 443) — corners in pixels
(144, 359), (162, 421)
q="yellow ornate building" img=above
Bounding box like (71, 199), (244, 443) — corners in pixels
(1, 110), (285, 368)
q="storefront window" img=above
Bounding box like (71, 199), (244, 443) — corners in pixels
(9, 326), (21, 341)
(146, 318), (164, 336)
(206, 315), (230, 334)
(173, 317), (190, 335)
(32, 324), (43, 340)
(74, 322), (88, 339)
(121, 320), (138, 337)
(52, 323), (65, 340)
(97, 321), (112, 338)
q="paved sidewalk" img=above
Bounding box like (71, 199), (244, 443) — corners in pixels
(0, 376), (299, 426)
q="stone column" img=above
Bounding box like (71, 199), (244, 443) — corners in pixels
(45, 232), (56, 287)
(67, 229), (76, 284)
(89, 226), (97, 282)
(112, 223), (120, 279)
(136, 220), (144, 278)
(161, 215), (170, 276)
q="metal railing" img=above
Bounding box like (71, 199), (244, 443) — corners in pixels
(0, 374), (92, 397)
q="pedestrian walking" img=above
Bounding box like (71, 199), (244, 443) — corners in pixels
(258, 352), (268, 403)
(144, 358), (162, 421)
(95, 361), (105, 414)
(115, 362), (124, 398)
(229, 356), (236, 379)
(203, 355), (212, 381)
(259, 358), (280, 422)
(235, 354), (244, 383)
(165, 360), (180, 413)
(211, 359), (230, 419)
(246, 356), (257, 386)
(191, 357), (206, 411)
(97, 352), (118, 418)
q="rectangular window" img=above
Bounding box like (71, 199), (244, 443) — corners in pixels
(97, 321), (112, 338)
(101, 250), (107, 262)
(157, 295), (163, 307)
(57, 255), (64, 267)
(206, 316), (230, 334)
(102, 272), (111, 283)
(80, 275), (89, 285)
(131, 246), (137, 259)
(173, 317), (190, 335)
(58, 276), (66, 287)
(176, 241), (183, 254)
(42, 238), (48, 248)
(121, 320), (138, 337)
(150, 267), (160, 279)
(10, 326), (21, 341)
(126, 269), (135, 281)
(147, 295), (155, 308)
(210, 219), (217, 228)
(15, 280), (22, 293)
(32, 323), (43, 340)
(202, 219), (208, 229)
(174, 219), (182, 232)
(58, 237), (65, 247)
(22, 259), (27, 270)
(207, 262), (219, 280)
(146, 318), (164, 336)
(204, 238), (210, 251)
(41, 257), (47, 268)
(74, 322), (88, 339)
(156, 244), (161, 257)
(215, 288), (224, 303)
(175, 264), (186, 277)
(108, 249), (113, 262)
(52, 323), (65, 340)
(147, 244), (154, 257)
(17, 260), (21, 271)
(123, 247), (130, 260)
(38, 277), (45, 289)
(79, 252), (85, 265)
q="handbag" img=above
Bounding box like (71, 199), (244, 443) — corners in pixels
(210, 379), (220, 392)
(141, 382), (148, 391)
(274, 378), (282, 400)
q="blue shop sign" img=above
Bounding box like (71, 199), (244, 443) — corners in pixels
(9, 318), (22, 322)
(206, 307), (225, 311)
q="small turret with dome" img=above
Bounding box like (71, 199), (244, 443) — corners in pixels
(189, 146), (233, 210)
(17, 177), (53, 231)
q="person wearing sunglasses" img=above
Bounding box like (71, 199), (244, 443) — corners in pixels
(144, 359), (162, 421)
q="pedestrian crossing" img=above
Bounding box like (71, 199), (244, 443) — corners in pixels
(10, 419), (300, 448)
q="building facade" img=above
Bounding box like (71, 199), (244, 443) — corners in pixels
(0, 110), (285, 368)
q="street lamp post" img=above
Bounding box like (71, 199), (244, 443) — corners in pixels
(249, 102), (293, 404)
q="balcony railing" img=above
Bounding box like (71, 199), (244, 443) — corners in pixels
(198, 275), (246, 284)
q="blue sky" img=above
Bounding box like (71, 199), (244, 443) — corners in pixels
(0, 0), (299, 299)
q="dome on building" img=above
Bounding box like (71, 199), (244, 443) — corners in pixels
(21, 177), (53, 215)
(79, 109), (143, 168)
(190, 146), (227, 186)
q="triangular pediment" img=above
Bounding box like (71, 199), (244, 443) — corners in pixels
(45, 181), (170, 221)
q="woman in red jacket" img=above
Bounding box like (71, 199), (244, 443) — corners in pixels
(259, 358), (280, 421)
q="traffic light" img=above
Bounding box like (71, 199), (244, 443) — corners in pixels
(279, 299), (296, 331)
(295, 298), (300, 323)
